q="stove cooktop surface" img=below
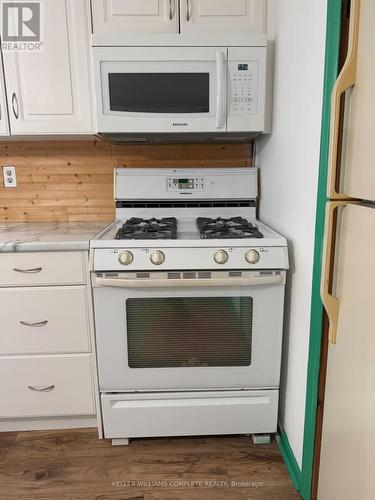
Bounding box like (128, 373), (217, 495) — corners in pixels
(115, 217), (178, 240)
(91, 214), (289, 269)
(196, 217), (264, 240)
(93, 215), (286, 248)
(114, 216), (264, 241)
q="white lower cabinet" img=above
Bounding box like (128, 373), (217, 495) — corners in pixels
(0, 355), (95, 418)
(0, 251), (86, 287)
(0, 286), (91, 355)
(0, 251), (98, 430)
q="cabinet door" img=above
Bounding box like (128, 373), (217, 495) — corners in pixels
(180, 0), (266, 34)
(0, 54), (9, 136)
(0, 355), (95, 418)
(91, 0), (179, 34)
(2, 0), (93, 135)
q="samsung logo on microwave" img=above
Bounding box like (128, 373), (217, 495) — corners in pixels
(172, 122), (189, 127)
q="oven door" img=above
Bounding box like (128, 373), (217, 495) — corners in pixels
(92, 271), (285, 392)
(94, 46), (227, 134)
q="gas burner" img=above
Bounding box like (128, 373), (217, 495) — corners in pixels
(196, 217), (264, 239)
(115, 217), (178, 240)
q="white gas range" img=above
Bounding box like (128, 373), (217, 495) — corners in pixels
(90, 168), (289, 445)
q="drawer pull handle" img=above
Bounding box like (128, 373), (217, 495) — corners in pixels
(13, 267), (42, 273)
(20, 320), (48, 327)
(28, 385), (55, 392)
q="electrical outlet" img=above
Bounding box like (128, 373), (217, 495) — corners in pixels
(2, 165), (17, 188)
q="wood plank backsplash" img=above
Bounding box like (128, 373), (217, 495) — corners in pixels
(0, 140), (252, 222)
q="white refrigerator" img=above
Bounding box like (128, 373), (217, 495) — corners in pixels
(318, 0), (375, 498)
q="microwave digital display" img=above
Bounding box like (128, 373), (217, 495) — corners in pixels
(238, 64), (249, 71)
(108, 73), (210, 114)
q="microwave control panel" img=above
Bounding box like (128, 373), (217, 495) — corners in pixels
(167, 176), (206, 192)
(230, 61), (258, 115)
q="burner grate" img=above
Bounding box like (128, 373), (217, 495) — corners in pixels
(115, 217), (178, 240)
(196, 217), (264, 239)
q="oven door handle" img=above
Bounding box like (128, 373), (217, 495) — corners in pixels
(93, 274), (284, 288)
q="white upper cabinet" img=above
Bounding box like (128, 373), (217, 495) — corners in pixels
(2, 0), (93, 135)
(180, 0), (266, 34)
(0, 56), (10, 136)
(91, 0), (267, 36)
(91, 0), (179, 34)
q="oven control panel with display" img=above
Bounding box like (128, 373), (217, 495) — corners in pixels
(167, 176), (206, 192)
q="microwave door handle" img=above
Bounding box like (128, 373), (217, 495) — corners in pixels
(216, 51), (226, 129)
(93, 274), (284, 289)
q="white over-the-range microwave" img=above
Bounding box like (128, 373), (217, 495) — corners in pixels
(93, 35), (273, 143)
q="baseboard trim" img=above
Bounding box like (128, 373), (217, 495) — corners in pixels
(276, 427), (302, 492)
(0, 415), (98, 432)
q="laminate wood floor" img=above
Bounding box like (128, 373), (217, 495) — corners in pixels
(0, 428), (300, 499)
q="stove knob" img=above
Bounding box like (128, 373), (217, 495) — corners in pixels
(245, 249), (260, 265)
(118, 250), (134, 266)
(150, 250), (165, 266)
(214, 249), (229, 264)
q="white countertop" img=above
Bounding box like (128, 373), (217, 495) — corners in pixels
(0, 222), (110, 252)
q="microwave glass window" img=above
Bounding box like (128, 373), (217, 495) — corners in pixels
(108, 73), (210, 114)
(126, 297), (253, 368)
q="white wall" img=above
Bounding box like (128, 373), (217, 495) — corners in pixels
(258, 0), (328, 467)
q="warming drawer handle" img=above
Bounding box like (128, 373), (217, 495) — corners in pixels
(94, 274), (284, 289)
(327, 0), (360, 200)
(13, 267), (42, 273)
(216, 50), (226, 129)
(20, 320), (48, 327)
(28, 385), (55, 393)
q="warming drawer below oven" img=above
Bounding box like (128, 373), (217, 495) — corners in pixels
(101, 390), (278, 439)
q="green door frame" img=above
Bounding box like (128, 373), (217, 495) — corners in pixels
(299, 0), (343, 498)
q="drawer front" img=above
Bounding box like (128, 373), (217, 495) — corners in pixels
(0, 252), (86, 286)
(0, 355), (95, 418)
(0, 287), (90, 355)
(102, 390), (278, 439)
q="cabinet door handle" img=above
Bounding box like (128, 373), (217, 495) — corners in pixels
(186, 0), (192, 21)
(0, 102), (2, 121)
(11, 92), (19, 119)
(28, 385), (55, 392)
(169, 0), (175, 20)
(13, 267), (42, 273)
(20, 320), (48, 327)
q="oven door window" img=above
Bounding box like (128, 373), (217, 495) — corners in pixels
(126, 297), (253, 368)
(108, 73), (210, 114)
